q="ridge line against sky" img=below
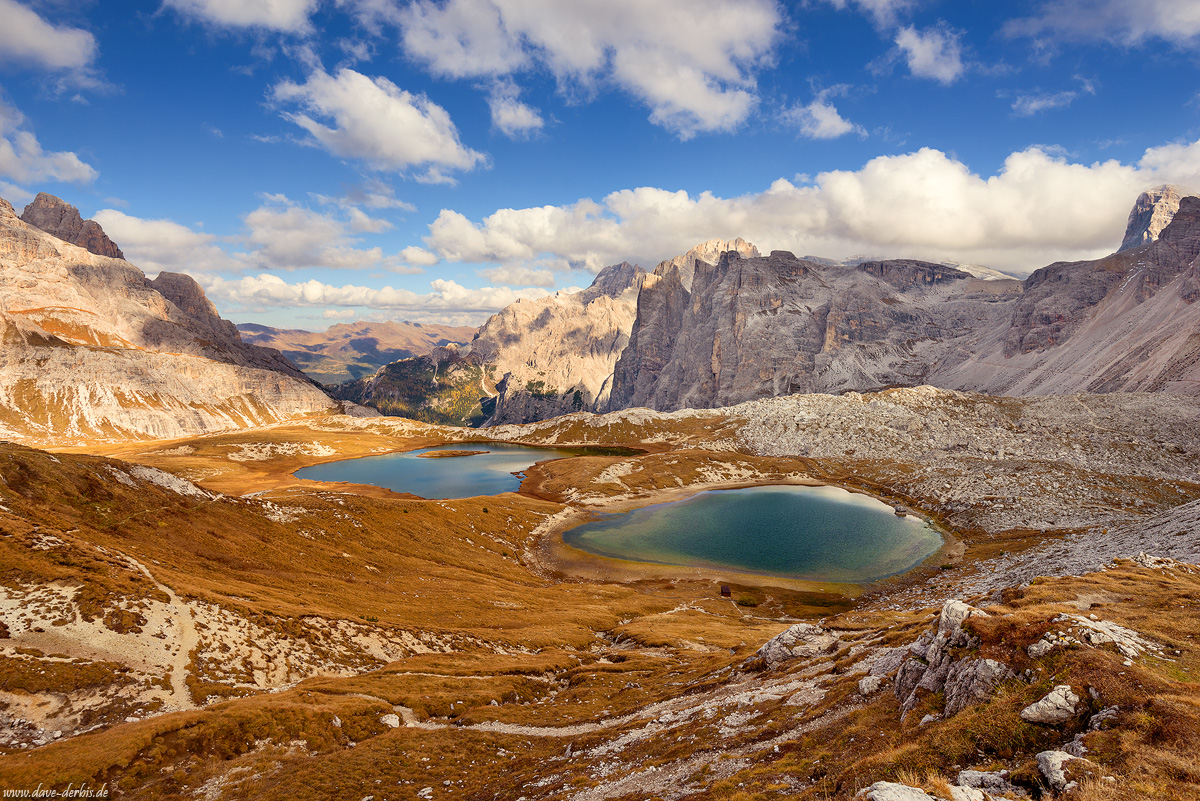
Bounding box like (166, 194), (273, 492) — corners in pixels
(1, 0), (1199, 327)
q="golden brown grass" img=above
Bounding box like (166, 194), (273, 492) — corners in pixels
(1, 416), (1197, 800)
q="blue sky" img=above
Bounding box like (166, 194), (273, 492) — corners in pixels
(2, 0), (1200, 328)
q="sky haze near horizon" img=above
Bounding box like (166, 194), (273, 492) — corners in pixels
(2, 0), (1200, 328)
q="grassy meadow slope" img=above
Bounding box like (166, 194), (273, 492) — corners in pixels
(0, 387), (1198, 799)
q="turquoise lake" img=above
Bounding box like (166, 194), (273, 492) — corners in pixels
(562, 484), (943, 583)
(294, 442), (592, 499)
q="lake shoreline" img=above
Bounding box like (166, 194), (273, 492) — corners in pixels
(529, 476), (957, 593)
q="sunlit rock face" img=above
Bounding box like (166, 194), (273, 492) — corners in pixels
(0, 194), (333, 445)
(1118, 184), (1193, 253)
(472, 260), (648, 424)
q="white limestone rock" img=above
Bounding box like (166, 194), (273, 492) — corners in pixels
(1020, 685), (1080, 725)
(856, 782), (940, 801)
(947, 787), (987, 801)
(755, 623), (840, 668)
(1037, 750), (1092, 793)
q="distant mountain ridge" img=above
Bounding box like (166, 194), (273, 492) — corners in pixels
(236, 320), (477, 385)
(0, 193), (333, 445)
(330, 240), (761, 425)
(330, 259), (652, 424)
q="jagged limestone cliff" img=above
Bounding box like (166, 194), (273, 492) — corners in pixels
(0, 194), (334, 445)
(1118, 184), (1191, 252)
(608, 251), (1021, 411)
(610, 191), (1200, 411)
(472, 260), (647, 423)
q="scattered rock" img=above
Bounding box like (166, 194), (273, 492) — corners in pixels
(947, 787), (987, 801)
(956, 769), (1022, 796)
(895, 599), (1013, 718)
(866, 646), (909, 677)
(1020, 685), (1080, 725)
(856, 781), (940, 800)
(858, 675), (885, 696)
(380, 713), (401, 728)
(1037, 750), (1093, 793)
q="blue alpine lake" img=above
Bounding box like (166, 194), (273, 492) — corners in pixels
(294, 442), (597, 499)
(562, 484), (943, 583)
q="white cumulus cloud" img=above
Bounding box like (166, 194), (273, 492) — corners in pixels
(272, 67), (486, 181)
(0, 0), (97, 72)
(395, 0), (781, 139)
(783, 89), (865, 139)
(163, 0), (318, 32)
(0, 100), (97, 186)
(95, 196), (430, 276)
(1007, 0), (1200, 47)
(895, 24), (964, 84)
(92, 209), (236, 275)
(487, 82), (544, 139)
(824, 0), (915, 28)
(478, 264), (556, 287)
(198, 272), (552, 323)
(417, 137), (1200, 277)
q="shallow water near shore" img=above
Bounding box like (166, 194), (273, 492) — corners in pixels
(562, 484), (943, 583)
(294, 442), (602, 499)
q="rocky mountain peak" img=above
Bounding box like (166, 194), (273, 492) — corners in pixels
(1151, 194), (1200, 267)
(19, 192), (124, 259)
(1119, 184), (1195, 253)
(653, 237), (761, 291)
(583, 261), (647, 299)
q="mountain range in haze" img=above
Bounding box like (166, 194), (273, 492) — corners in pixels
(236, 320), (477, 385)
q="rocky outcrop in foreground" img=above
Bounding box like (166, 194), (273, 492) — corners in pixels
(0, 193), (334, 444)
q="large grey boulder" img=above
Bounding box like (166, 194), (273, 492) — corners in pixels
(1020, 685), (1080, 725)
(895, 599), (1010, 718)
(944, 658), (1017, 716)
(956, 769), (1021, 796)
(755, 623), (839, 668)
